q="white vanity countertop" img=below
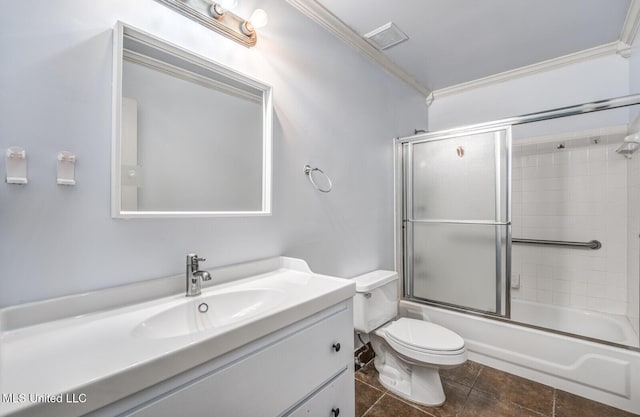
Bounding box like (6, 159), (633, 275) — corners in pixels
(0, 257), (356, 417)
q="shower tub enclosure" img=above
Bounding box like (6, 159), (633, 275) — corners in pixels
(396, 95), (640, 414)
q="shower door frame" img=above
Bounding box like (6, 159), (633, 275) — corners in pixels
(394, 93), (640, 350)
(400, 126), (512, 318)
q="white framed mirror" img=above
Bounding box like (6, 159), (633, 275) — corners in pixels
(111, 22), (272, 218)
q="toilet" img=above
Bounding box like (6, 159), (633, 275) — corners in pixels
(353, 270), (467, 406)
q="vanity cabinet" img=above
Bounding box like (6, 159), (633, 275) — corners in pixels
(92, 301), (354, 417)
(287, 371), (352, 417)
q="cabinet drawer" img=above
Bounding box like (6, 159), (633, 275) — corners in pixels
(287, 370), (354, 417)
(125, 302), (353, 417)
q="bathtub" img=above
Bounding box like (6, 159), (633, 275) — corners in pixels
(400, 300), (640, 414)
(511, 299), (638, 347)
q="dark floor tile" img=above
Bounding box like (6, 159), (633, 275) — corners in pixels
(460, 391), (546, 417)
(364, 394), (434, 417)
(355, 379), (385, 417)
(555, 390), (640, 417)
(440, 360), (483, 387)
(390, 380), (471, 417)
(355, 361), (387, 392)
(472, 366), (553, 415)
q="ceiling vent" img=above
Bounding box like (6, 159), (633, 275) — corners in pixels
(363, 22), (409, 50)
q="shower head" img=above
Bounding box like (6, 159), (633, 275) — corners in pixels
(625, 132), (640, 143)
(616, 133), (640, 158)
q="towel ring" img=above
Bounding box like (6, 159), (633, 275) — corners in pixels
(303, 164), (332, 193)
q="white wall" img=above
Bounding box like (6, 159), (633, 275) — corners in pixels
(632, 36), (640, 96)
(628, 129), (640, 336)
(0, 0), (427, 307)
(628, 35), (640, 337)
(428, 54), (630, 131)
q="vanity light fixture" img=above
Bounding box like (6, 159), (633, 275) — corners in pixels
(208, 0), (238, 18)
(216, 0), (238, 10)
(155, 0), (267, 48)
(241, 9), (269, 36)
(209, 3), (226, 18)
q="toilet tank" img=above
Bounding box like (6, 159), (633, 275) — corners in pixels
(353, 270), (398, 333)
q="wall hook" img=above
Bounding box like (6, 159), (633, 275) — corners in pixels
(57, 151), (76, 185)
(6, 146), (28, 184)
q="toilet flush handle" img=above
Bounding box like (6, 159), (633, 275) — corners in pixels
(332, 342), (341, 352)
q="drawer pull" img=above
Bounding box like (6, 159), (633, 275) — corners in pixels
(331, 407), (340, 416)
(332, 342), (341, 352)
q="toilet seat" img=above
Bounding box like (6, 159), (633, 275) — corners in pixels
(385, 317), (465, 352)
(377, 318), (467, 366)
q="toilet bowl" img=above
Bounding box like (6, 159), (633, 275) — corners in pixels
(353, 271), (467, 406)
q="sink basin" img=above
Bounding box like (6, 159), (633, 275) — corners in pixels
(133, 288), (287, 339)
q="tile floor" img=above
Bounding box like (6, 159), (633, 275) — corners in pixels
(355, 360), (639, 417)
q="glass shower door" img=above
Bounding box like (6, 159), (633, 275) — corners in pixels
(404, 127), (511, 316)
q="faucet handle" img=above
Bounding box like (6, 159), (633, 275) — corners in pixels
(187, 254), (206, 264)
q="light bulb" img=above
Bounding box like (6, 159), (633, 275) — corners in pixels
(217, 0), (238, 10)
(249, 9), (268, 29)
(209, 3), (225, 18)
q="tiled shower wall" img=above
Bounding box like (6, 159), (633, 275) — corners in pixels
(628, 139), (640, 335)
(511, 128), (629, 315)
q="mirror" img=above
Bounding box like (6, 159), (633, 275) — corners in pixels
(111, 22), (272, 218)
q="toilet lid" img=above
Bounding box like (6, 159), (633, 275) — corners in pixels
(384, 318), (465, 352)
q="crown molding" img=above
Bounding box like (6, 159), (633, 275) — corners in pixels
(617, 41), (633, 58)
(432, 41), (623, 100)
(621, 0), (640, 46)
(285, 0), (431, 97)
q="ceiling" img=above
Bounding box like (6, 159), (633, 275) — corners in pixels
(303, 0), (635, 94)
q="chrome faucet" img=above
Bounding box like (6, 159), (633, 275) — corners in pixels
(186, 253), (212, 297)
